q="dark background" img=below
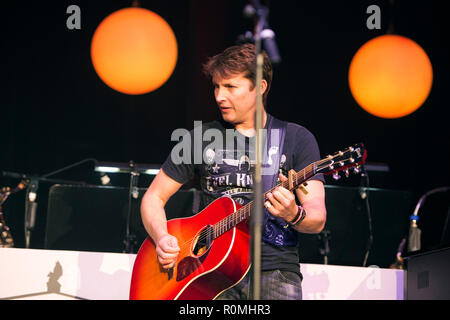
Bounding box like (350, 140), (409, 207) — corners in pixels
(1, 1), (449, 264)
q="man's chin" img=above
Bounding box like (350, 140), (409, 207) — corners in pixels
(220, 113), (235, 124)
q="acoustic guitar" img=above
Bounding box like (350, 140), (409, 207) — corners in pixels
(129, 143), (367, 299)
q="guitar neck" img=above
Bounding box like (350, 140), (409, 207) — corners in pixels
(212, 163), (316, 239)
(210, 142), (367, 239)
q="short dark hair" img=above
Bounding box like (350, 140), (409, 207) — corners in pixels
(203, 43), (273, 106)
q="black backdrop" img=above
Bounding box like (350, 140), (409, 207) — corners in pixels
(1, 1), (449, 256)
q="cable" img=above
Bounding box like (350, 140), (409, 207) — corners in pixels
(42, 158), (98, 178)
(360, 166), (373, 267)
(441, 206), (450, 246)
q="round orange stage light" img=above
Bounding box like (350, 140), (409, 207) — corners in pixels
(91, 8), (178, 95)
(349, 34), (433, 119)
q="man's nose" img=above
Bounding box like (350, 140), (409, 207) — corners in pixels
(215, 87), (226, 103)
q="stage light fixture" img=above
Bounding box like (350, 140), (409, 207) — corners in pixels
(91, 7), (178, 95)
(349, 34), (433, 119)
(94, 162), (160, 176)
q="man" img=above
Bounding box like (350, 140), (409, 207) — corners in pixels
(140, 43), (326, 300)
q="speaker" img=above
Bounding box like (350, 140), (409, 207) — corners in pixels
(406, 247), (450, 299)
(44, 184), (198, 253)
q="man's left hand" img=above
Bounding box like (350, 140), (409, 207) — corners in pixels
(264, 173), (298, 223)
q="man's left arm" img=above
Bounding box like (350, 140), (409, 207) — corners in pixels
(265, 177), (326, 234)
(292, 180), (326, 234)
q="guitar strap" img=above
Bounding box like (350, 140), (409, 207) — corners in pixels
(260, 115), (298, 246)
(261, 115), (286, 195)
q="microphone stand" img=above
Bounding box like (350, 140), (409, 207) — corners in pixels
(123, 160), (139, 253)
(245, 0), (281, 300)
(318, 229), (331, 265)
(2, 158), (95, 248)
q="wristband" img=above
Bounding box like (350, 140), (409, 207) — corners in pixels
(290, 205), (306, 226)
(288, 206), (302, 224)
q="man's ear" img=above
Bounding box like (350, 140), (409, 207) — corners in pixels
(260, 79), (268, 95)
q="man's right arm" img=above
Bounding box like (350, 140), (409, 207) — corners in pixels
(140, 169), (183, 269)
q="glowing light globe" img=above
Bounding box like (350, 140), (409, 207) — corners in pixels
(91, 8), (178, 95)
(349, 35), (433, 118)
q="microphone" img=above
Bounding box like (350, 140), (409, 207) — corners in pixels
(241, 1), (282, 64)
(408, 215), (421, 252)
(407, 186), (450, 252)
(260, 29), (281, 64)
(25, 180), (39, 248)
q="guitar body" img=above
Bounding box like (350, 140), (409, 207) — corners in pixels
(129, 196), (250, 300)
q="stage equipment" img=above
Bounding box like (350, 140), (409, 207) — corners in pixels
(349, 34), (433, 119)
(240, 4), (281, 64)
(318, 229), (331, 264)
(242, 0), (282, 300)
(2, 159), (96, 248)
(407, 187), (450, 252)
(359, 165), (373, 267)
(94, 161), (160, 175)
(44, 183), (409, 269)
(390, 237), (407, 269)
(91, 7), (177, 95)
(44, 186), (198, 253)
(94, 161), (161, 253)
(0, 181), (28, 247)
(405, 246), (450, 299)
(298, 186), (412, 268)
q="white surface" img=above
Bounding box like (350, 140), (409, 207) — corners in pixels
(0, 248), (404, 300)
(301, 263), (404, 300)
(0, 248), (136, 300)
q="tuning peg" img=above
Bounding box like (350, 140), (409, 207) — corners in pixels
(353, 166), (361, 174)
(344, 169), (350, 178)
(332, 172), (341, 180)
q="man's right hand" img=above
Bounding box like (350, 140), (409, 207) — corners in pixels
(155, 234), (180, 269)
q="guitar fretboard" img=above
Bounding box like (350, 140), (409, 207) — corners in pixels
(211, 162), (317, 239)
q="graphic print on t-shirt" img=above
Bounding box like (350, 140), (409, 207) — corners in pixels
(203, 146), (258, 206)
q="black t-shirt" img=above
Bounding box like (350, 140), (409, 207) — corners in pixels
(161, 114), (324, 276)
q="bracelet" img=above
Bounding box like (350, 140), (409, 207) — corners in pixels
(288, 206), (302, 224)
(290, 205), (306, 226)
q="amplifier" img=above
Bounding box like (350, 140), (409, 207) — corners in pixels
(44, 184), (198, 253)
(405, 247), (450, 299)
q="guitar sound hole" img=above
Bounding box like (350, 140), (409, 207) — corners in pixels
(192, 225), (213, 256)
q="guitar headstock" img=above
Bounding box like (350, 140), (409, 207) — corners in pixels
(315, 143), (367, 179)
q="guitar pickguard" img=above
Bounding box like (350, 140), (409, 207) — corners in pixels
(176, 247), (210, 281)
(176, 225), (213, 281)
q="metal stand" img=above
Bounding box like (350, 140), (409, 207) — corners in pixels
(318, 229), (331, 265)
(2, 158), (95, 248)
(243, 0), (281, 300)
(123, 160), (139, 253)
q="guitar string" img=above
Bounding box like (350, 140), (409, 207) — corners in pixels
(174, 164), (317, 251)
